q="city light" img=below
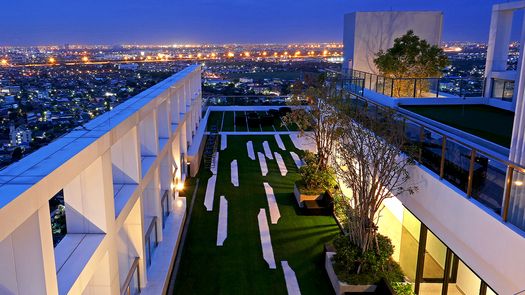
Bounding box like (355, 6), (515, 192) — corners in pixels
(227, 52), (235, 58)
(0, 59), (7, 66)
(49, 57), (56, 64)
(81, 56), (89, 62)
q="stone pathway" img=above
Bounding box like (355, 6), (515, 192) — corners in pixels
(257, 208), (276, 269)
(231, 160), (239, 187)
(221, 134), (227, 151)
(210, 152), (219, 175)
(274, 152), (288, 176)
(204, 175), (217, 211)
(263, 182), (280, 224)
(290, 152), (303, 169)
(281, 261), (301, 295)
(275, 134), (286, 150)
(247, 141), (255, 160)
(263, 141), (274, 160)
(258, 152), (268, 176)
(216, 196), (228, 246)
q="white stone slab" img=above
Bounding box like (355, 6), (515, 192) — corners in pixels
(264, 182), (281, 224)
(290, 133), (317, 152)
(210, 152), (219, 175)
(247, 141), (256, 160)
(274, 152), (288, 176)
(221, 134), (227, 150)
(257, 208), (276, 269)
(263, 141), (274, 159)
(275, 134), (286, 150)
(204, 175), (216, 211)
(231, 160), (239, 187)
(290, 152), (304, 169)
(281, 261), (301, 295)
(217, 196), (228, 246)
(258, 152), (268, 176)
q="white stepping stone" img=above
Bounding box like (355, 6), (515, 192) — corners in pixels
(281, 261), (301, 295)
(290, 152), (304, 169)
(210, 152), (219, 175)
(290, 133), (317, 152)
(231, 160), (239, 187)
(275, 134), (286, 150)
(221, 134), (227, 150)
(257, 208), (276, 269)
(247, 141), (256, 160)
(274, 152), (288, 176)
(264, 182), (280, 224)
(204, 175), (217, 211)
(217, 196), (228, 246)
(263, 141), (274, 160)
(258, 152), (268, 176)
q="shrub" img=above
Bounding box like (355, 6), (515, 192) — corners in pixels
(298, 151), (336, 192)
(391, 282), (415, 295)
(332, 233), (404, 285)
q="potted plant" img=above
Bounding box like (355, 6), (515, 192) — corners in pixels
(293, 151), (336, 207)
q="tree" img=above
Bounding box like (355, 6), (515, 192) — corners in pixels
(11, 147), (23, 162)
(283, 75), (343, 170)
(374, 30), (449, 97)
(332, 102), (417, 274)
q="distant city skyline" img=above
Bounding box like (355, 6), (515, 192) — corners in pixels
(0, 0), (523, 45)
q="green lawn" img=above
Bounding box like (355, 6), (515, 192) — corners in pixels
(402, 104), (514, 148)
(173, 135), (339, 295)
(223, 111), (235, 132)
(206, 111), (300, 133)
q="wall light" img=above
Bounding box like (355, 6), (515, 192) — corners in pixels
(515, 180), (524, 186)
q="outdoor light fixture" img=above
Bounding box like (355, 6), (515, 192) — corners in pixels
(176, 182), (184, 191)
(515, 180), (524, 186)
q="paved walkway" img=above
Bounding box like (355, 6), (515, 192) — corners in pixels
(281, 261), (301, 295)
(275, 134), (286, 150)
(274, 152), (288, 176)
(217, 196), (228, 246)
(247, 141), (255, 160)
(264, 182), (281, 224)
(231, 160), (239, 187)
(257, 208), (276, 269)
(258, 152), (268, 176)
(290, 152), (303, 169)
(204, 175), (216, 211)
(221, 134), (227, 150)
(263, 141), (274, 159)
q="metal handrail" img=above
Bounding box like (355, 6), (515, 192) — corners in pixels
(120, 257), (140, 295)
(345, 91), (525, 229)
(348, 68), (486, 98)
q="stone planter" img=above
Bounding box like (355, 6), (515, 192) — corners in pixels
(293, 183), (323, 208)
(325, 252), (377, 294)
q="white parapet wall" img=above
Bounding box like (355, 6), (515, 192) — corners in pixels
(0, 65), (203, 295)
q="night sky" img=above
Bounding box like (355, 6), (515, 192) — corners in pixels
(0, 0), (522, 45)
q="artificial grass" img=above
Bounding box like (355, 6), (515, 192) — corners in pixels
(222, 111), (235, 132)
(173, 135), (339, 295)
(206, 111), (223, 132)
(402, 104), (514, 148)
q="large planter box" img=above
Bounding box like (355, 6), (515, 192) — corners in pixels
(325, 252), (377, 294)
(293, 183), (323, 208)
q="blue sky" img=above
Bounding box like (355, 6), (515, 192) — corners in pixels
(0, 0), (521, 45)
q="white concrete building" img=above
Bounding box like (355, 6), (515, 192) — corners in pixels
(0, 65), (203, 295)
(342, 11), (443, 74)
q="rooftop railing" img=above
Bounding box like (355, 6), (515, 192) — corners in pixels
(344, 92), (525, 232)
(348, 69), (486, 98)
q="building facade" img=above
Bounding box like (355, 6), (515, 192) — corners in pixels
(0, 65), (203, 295)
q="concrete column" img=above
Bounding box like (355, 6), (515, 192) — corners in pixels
(139, 112), (159, 157)
(170, 86), (180, 125)
(484, 9), (513, 97)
